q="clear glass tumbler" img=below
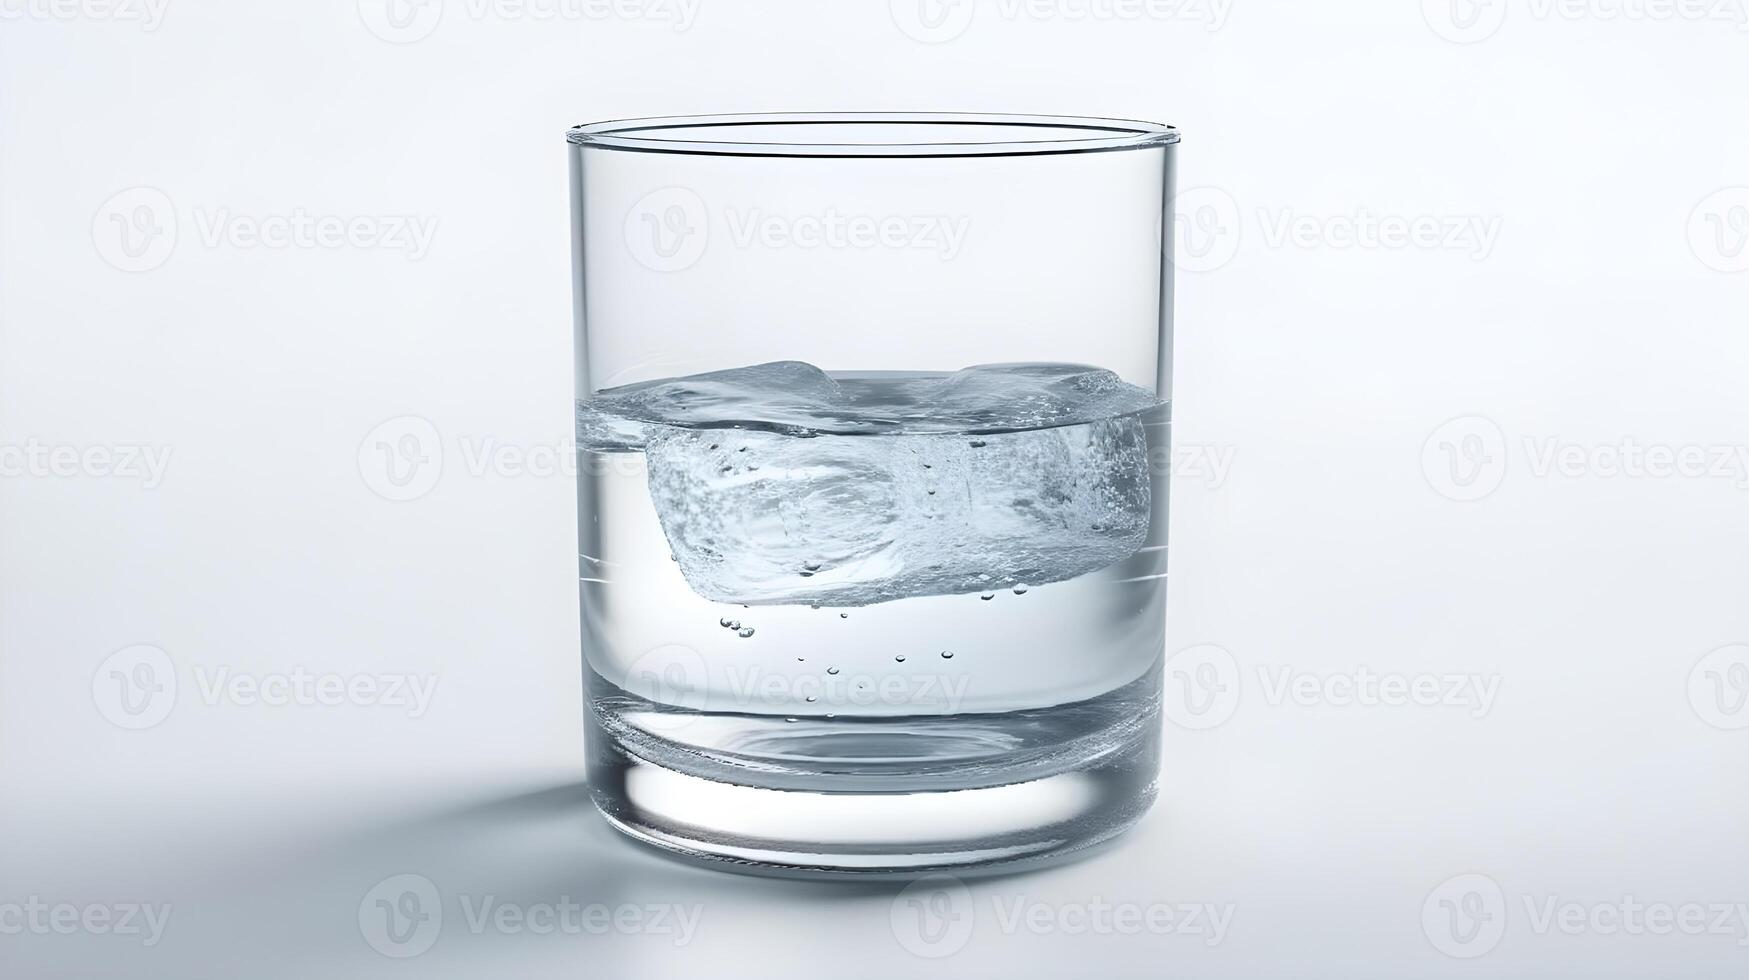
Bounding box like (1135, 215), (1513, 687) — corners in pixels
(569, 113), (1178, 874)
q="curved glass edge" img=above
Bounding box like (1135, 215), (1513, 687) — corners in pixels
(566, 112), (1180, 159)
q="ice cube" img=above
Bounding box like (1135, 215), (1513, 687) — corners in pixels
(579, 361), (1161, 606)
(644, 417), (1151, 606)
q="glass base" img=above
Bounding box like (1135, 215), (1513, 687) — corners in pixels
(585, 686), (1160, 876)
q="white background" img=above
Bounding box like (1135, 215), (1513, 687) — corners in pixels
(3, 1), (1747, 977)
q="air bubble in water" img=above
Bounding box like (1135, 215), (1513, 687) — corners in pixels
(1013, 584), (1029, 595)
(980, 593), (995, 601)
(826, 666), (840, 675)
(940, 650), (954, 659)
(895, 655), (906, 663)
(737, 627), (755, 638)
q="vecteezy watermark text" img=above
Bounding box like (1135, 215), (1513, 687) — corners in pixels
(357, 874), (702, 958)
(0, 0), (169, 29)
(92, 645), (439, 731)
(1422, 416), (1749, 501)
(622, 188), (973, 272)
(1255, 665), (1501, 718)
(93, 187), (438, 272)
(1169, 188), (1504, 273)
(0, 440), (172, 487)
(0, 899), (171, 947)
(1424, 872), (1749, 958)
(1162, 644), (1502, 730)
(1423, 0), (1749, 44)
(888, 875), (1233, 958)
(723, 209), (971, 261)
(189, 208), (437, 259)
(359, 0), (700, 43)
(720, 664), (971, 713)
(890, 0), (1233, 43)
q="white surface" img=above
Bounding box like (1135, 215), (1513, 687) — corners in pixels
(2, 2), (1747, 977)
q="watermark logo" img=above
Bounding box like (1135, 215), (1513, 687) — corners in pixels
(359, 416), (444, 502)
(359, 873), (701, 955)
(1425, 0), (1749, 43)
(91, 644), (178, 731)
(616, 644), (710, 732)
(358, 0), (444, 41)
(361, 0), (699, 39)
(93, 188), (437, 269)
(1169, 190), (1497, 272)
(93, 187), (177, 273)
(624, 189), (970, 269)
(92, 646), (439, 729)
(1165, 646), (1503, 729)
(1687, 187), (1749, 273)
(1423, 416), (1749, 500)
(890, 877), (1234, 956)
(890, 875), (976, 958)
(1422, 0), (1508, 42)
(360, 418), (641, 500)
(1169, 186), (1242, 273)
(1689, 644), (1749, 730)
(1163, 643), (1241, 730)
(889, 0), (977, 41)
(1422, 416), (1508, 502)
(1424, 873), (1508, 958)
(625, 187), (709, 272)
(1424, 872), (1749, 956)
(359, 874), (443, 958)
(891, 0), (1232, 42)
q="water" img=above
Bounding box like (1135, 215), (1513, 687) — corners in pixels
(577, 361), (1170, 871)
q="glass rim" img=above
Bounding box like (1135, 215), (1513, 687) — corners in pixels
(566, 112), (1179, 159)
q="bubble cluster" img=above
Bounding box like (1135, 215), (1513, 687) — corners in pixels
(716, 616), (755, 638)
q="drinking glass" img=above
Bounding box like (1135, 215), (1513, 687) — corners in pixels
(569, 113), (1178, 874)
